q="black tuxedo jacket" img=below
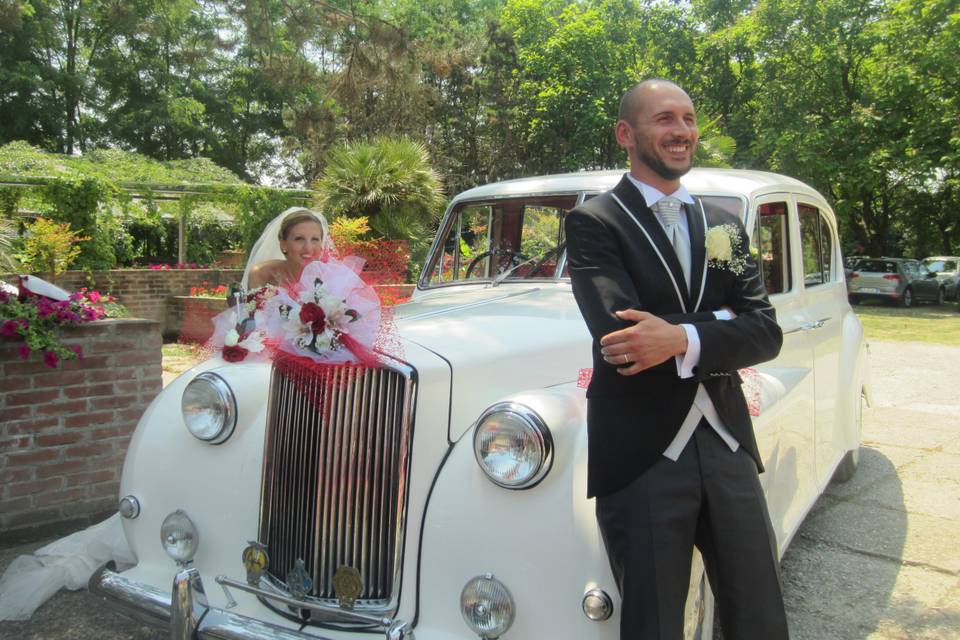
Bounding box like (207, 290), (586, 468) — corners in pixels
(565, 176), (783, 498)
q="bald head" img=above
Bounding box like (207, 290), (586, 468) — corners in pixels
(618, 79), (688, 125)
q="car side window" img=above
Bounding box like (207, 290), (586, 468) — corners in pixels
(752, 202), (790, 295)
(799, 204), (833, 287)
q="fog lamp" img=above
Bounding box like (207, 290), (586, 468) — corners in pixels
(473, 402), (553, 489)
(161, 510), (199, 565)
(582, 588), (613, 621)
(460, 574), (515, 639)
(118, 495), (140, 519)
(182, 372), (236, 444)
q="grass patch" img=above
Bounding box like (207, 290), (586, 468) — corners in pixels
(162, 342), (201, 359)
(853, 302), (960, 345)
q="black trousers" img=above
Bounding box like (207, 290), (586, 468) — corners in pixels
(595, 422), (789, 640)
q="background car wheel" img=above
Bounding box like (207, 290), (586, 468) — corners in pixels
(936, 287), (945, 305)
(899, 287), (913, 308)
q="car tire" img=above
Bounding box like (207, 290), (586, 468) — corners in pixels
(833, 389), (864, 483)
(899, 287), (913, 308)
(937, 287), (945, 305)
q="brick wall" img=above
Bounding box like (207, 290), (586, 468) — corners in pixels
(0, 319), (162, 543)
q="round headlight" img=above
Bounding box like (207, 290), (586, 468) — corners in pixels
(460, 574), (515, 639)
(181, 372), (236, 444)
(161, 510), (199, 565)
(473, 402), (553, 489)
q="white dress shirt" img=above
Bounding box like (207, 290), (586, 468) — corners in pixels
(625, 174), (740, 459)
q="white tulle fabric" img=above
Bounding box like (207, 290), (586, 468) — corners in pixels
(0, 514), (134, 621)
(240, 206), (336, 288)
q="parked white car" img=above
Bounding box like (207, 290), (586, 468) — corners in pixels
(90, 168), (870, 640)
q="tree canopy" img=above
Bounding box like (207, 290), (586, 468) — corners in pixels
(1, 0), (956, 257)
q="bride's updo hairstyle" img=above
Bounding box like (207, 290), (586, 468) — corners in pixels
(279, 208), (324, 241)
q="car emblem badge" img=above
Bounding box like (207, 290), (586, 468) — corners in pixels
(286, 558), (313, 600)
(241, 541), (269, 586)
(332, 566), (363, 610)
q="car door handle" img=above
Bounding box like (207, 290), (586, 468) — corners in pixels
(800, 319), (827, 331)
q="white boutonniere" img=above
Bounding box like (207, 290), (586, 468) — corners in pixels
(705, 224), (748, 275)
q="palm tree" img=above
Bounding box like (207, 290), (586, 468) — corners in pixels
(694, 115), (737, 168)
(0, 216), (18, 272)
(313, 137), (445, 266)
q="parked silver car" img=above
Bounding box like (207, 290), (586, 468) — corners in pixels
(847, 257), (944, 306)
(922, 256), (960, 302)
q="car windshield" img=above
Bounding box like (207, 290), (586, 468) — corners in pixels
(923, 259), (956, 273)
(855, 260), (898, 274)
(423, 193), (744, 286)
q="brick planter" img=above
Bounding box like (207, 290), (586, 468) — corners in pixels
(0, 318), (162, 543)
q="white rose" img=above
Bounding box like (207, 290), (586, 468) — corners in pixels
(706, 227), (733, 262)
(224, 328), (240, 347)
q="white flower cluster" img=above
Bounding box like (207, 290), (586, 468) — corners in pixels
(705, 224), (748, 276)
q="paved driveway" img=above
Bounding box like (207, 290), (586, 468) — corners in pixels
(1, 340), (958, 639)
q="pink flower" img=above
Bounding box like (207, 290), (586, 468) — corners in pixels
(18, 344), (30, 360)
(70, 344), (84, 359)
(43, 350), (60, 368)
(1, 319), (19, 337)
(87, 291), (102, 303)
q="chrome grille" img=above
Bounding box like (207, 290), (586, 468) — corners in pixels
(259, 362), (415, 607)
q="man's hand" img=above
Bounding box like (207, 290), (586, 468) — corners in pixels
(600, 309), (688, 376)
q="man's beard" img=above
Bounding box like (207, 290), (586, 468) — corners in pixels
(634, 132), (694, 181)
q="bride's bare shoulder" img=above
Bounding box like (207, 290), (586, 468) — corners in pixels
(248, 260), (285, 288)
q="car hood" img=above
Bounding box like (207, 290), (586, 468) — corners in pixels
(394, 283), (593, 440)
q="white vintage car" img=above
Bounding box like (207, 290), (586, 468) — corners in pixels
(90, 169), (870, 640)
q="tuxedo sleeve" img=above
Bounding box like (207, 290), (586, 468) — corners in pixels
(566, 208), (719, 340)
(564, 209), (637, 340)
(691, 219), (783, 377)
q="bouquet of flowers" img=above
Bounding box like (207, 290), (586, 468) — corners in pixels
(207, 259), (382, 368)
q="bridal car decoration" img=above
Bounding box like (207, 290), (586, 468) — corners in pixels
(207, 258), (382, 367)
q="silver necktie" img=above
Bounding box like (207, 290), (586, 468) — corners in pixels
(652, 196), (691, 290)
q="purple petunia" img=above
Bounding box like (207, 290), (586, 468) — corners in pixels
(1, 319), (19, 337)
(42, 350), (60, 368)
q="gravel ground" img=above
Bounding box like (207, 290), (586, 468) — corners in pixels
(1, 339), (958, 639)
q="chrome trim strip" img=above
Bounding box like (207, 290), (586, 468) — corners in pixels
(88, 564), (414, 640)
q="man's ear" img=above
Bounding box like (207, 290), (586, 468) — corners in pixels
(614, 120), (633, 150)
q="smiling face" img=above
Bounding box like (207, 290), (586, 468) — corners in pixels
(279, 220), (325, 270)
(616, 81), (698, 193)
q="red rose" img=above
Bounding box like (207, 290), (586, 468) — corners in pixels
(222, 344), (249, 362)
(299, 303), (326, 334)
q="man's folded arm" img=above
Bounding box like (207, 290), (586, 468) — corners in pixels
(692, 221), (783, 376)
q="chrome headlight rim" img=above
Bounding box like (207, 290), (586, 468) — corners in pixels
(473, 401), (554, 490)
(181, 371), (237, 445)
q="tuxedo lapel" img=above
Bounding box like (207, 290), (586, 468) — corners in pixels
(685, 199), (707, 312)
(611, 177), (692, 311)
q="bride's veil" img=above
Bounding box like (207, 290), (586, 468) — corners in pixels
(241, 206), (334, 288)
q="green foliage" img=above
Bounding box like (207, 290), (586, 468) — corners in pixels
(15, 217), (84, 280)
(235, 186), (311, 255)
(329, 216), (372, 247)
(0, 215), (18, 271)
(314, 137), (445, 267)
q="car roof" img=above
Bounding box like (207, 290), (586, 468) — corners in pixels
(451, 167), (826, 203)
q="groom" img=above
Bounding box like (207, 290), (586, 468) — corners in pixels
(565, 79), (789, 639)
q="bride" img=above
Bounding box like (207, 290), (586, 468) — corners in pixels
(244, 207), (336, 289)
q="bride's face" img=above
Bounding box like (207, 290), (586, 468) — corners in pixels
(280, 221), (325, 268)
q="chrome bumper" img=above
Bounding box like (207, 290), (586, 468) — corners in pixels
(88, 564), (415, 640)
